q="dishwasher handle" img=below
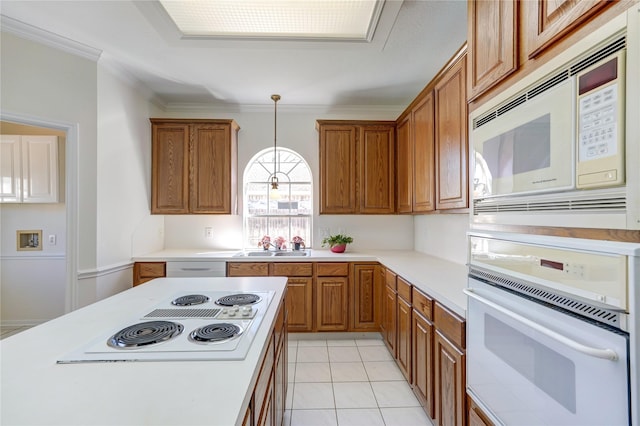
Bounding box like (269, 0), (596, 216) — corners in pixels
(463, 288), (619, 361)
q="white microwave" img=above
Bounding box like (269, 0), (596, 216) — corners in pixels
(472, 38), (626, 200)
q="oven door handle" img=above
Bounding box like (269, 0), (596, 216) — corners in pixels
(463, 288), (619, 361)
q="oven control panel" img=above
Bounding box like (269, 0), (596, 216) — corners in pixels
(470, 236), (628, 310)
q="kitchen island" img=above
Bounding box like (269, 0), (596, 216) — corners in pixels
(1, 276), (288, 426)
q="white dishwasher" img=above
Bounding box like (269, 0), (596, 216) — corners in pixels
(165, 261), (226, 277)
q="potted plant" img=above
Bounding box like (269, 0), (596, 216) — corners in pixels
(321, 234), (353, 253)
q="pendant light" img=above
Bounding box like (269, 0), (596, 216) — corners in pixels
(269, 94), (281, 199)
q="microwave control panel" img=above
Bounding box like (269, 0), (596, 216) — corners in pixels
(576, 51), (625, 188)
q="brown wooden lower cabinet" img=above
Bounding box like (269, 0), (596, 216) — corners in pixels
(434, 330), (466, 426)
(133, 262), (166, 286)
(382, 282), (397, 356)
(396, 295), (412, 382)
(467, 395), (494, 426)
(350, 264), (381, 331)
(412, 308), (435, 419)
(315, 276), (349, 331)
(285, 277), (313, 332)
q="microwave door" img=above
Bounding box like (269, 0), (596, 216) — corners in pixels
(473, 77), (576, 199)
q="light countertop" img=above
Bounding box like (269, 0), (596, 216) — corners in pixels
(1, 276), (288, 426)
(134, 249), (468, 318)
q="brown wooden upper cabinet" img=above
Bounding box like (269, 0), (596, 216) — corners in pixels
(435, 53), (468, 211)
(467, 0), (517, 101)
(523, 0), (613, 59)
(467, 0), (621, 102)
(150, 118), (239, 214)
(317, 121), (395, 214)
(396, 92), (436, 214)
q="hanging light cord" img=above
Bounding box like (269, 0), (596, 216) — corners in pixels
(271, 94), (281, 189)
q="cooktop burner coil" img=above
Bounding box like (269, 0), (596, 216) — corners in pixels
(215, 293), (261, 307)
(171, 294), (210, 306)
(107, 321), (184, 349)
(189, 323), (243, 343)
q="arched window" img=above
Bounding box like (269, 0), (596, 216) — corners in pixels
(243, 148), (312, 249)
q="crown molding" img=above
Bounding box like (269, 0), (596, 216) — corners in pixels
(1, 15), (102, 61)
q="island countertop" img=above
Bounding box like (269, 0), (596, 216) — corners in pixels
(1, 276), (288, 426)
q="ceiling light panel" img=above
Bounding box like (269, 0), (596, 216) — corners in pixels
(159, 0), (383, 40)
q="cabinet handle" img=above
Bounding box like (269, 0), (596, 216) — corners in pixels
(464, 288), (619, 361)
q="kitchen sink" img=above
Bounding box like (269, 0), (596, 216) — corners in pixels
(274, 251), (310, 257)
(246, 251), (275, 257)
(234, 250), (310, 257)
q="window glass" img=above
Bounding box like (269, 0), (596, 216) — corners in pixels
(243, 148), (312, 249)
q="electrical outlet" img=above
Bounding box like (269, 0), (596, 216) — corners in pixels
(205, 227), (214, 239)
(320, 228), (330, 238)
(48, 234), (56, 245)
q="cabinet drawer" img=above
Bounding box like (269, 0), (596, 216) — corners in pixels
(397, 277), (411, 302)
(316, 262), (349, 276)
(271, 262), (313, 277)
(137, 262), (166, 278)
(133, 262), (166, 286)
(434, 302), (465, 350)
(385, 269), (397, 291)
(412, 288), (433, 321)
(227, 262), (269, 277)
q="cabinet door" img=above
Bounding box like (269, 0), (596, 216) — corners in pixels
(360, 125), (395, 213)
(412, 310), (435, 419)
(191, 123), (236, 214)
(523, 0), (612, 59)
(396, 116), (413, 213)
(397, 296), (412, 382)
(351, 264), (380, 331)
(286, 278), (313, 332)
(319, 124), (358, 213)
(21, 135), (58, 203)
(315, 277), (349, 331)
(435, 55), (468, 210)
(383, 284), (397, 356)
(434, 331), (466, 426)
(151, 123), (190, 214)
(1, 135), (21, 202)
(412, 93), (436, 213)
(467, 0), (518, 100)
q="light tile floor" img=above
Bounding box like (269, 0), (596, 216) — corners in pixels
(286, 337), (434, 426)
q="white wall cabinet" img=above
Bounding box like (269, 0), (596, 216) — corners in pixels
(1, 135), (58, 203)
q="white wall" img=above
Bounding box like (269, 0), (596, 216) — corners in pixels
(96, 64), (164, 266)
(154, 107), (415, 251)
(414, 214), (470, 265)
(0, 31), (98, 272)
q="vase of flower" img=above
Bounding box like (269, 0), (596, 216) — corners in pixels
(292, 236), (305, 251)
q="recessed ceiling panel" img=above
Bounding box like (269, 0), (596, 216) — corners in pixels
(158, 0), (383, 40)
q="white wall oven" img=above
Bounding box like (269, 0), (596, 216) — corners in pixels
(466, 233), (639, 425)
(470, 8), (640, 230)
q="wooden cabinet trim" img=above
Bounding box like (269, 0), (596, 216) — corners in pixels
(434, 330), (466, 426)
